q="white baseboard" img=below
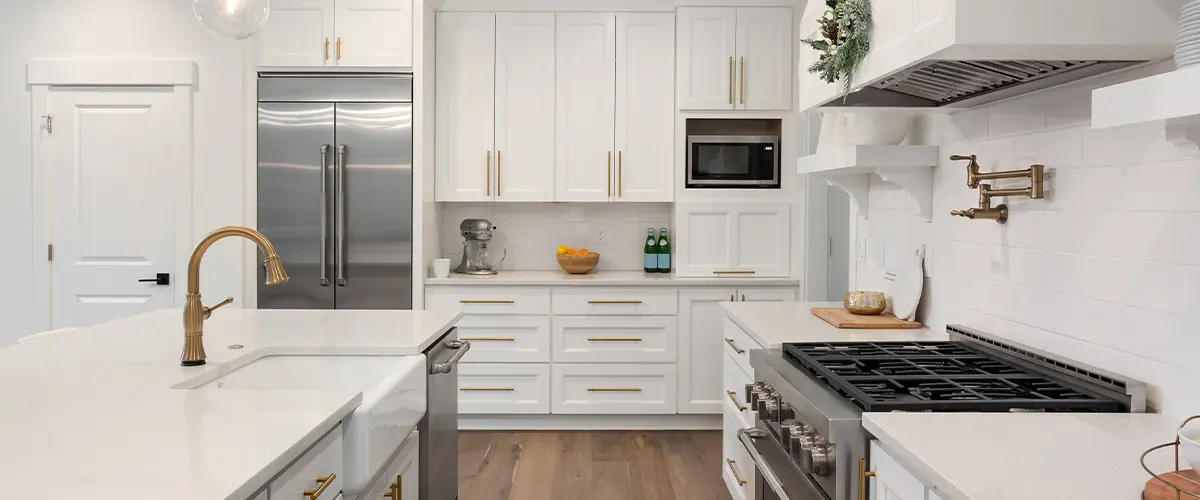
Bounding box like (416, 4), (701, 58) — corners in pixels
(459, 414), (722, 431)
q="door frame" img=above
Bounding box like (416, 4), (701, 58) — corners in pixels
(28, 59), (198, 331)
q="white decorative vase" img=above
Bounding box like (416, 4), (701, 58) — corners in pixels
(842, 111), (914, 146)
(1177, 0), (1200, 68)
(816, 111), (850, 153)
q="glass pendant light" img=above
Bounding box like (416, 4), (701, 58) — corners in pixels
(193, 0), (270, 39)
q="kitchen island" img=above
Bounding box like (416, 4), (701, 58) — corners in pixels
(0, 308), (461, 500)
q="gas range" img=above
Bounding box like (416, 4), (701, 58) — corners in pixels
(739, 325), (1145, 500)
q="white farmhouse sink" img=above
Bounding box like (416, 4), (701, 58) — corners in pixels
(178, 353), (427, 499)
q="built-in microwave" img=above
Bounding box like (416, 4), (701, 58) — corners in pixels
(686, 135), (780, 189)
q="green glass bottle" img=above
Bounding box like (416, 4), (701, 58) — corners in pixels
(657, 228), (671, 274)
(643, 228), (657, 274)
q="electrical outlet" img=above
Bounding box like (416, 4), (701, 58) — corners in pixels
(596, 227), (606, 244)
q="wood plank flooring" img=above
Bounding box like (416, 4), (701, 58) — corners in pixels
(459, 431), (732, 500)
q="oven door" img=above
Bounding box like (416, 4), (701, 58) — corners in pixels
(737, 425), (832, 500)
(687, 135), (780, 188)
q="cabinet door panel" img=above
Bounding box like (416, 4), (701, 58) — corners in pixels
(678, 288), (736, 413)
(336, 0), (413, 67)
(616, 13), (675, 202)
(733, 203), (791, 277)
(435, 13), (495, 202)
(675, 204), (736, 277)
(677, 8), (737, 110)
(556, 13), (616, 202)
(495, 13), (556, 201)
(255, 0), (335, 67)
(736, 7), (793, 110)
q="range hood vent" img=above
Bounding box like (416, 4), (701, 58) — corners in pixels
(835, 59), (1144, 109)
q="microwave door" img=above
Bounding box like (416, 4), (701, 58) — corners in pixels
(687, 135), (780, 188)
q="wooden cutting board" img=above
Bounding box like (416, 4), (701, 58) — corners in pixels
(1145, 470), (1200, 499)
(811, 308), (923, 329)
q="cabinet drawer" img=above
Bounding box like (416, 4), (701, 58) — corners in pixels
(271, 425), (343, 500)
(552, 288), (678, 315)
(552, 364), (677, 414)
(457, 315), (550, 363)
(722, 352), (754, 429)
(722, 413), (756, 500)
(552, 316), (677, 363)
(722, 318), (761, 378)
(360, 433), (419, 500)
(426, 287), (551, 315)
(458, 363), (550, 414)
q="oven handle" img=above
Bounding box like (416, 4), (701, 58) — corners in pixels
(737, 428), (792, 500)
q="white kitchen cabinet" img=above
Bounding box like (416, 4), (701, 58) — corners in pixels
(457, 315), (550, 363)
(615, 13), (675, 202)
(495, 13), (556, 202)
(552, 363), (677, 414)
(676, 7), (792, 111)
(459, 363), (551, 414)
(739, 287), (796, 303)
(361, 433), (419, 500)
(551, 315), (678, 363)
(556, 13), (617, 202)
(435, 12), (495, 202)
(870, 440), (944, 500)
(676, 202), (791, 278)
(270, 426), (344, 499)
(255, 0), (411, 67)
(722, 413), (756, 500)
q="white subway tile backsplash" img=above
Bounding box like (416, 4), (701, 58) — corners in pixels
(986, 93), (1047, 138)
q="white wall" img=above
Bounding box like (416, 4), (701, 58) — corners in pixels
(854, 62), (1200, 417)
(438, 203), (672, 273)
(0, 1), (250, 344)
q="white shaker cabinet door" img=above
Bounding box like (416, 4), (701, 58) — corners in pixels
(678, 288), (737, 414)
(676, 7), (737, 110)
(675, 203), (737, 277)
(731, 202), (791, 277)
(435, 12), (495, 202)
(615, 13), (675, 202)
(254, 0), (335, 67)
(555, 13), (617, 202)
(335, 0), (414, 67)
(495, 13), (556, 202)
(735, 7), (793, 110)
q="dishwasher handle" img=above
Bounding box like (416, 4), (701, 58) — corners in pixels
(430, 340), (471, 374)
(738, 428), (792, 500)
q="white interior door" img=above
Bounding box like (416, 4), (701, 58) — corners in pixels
(254, 0), (336, 66)
(495, 12), (556, 202)
(335, 0), (414, 67)
(555, 13), (616, 203)
(48, 87), (190, 328)
(435, 12), (496, 201)
(615, 13), (674, 202)
(676, 7), (736, 110)
(736, 7), (793, 110)
(678, 288), (736, 414)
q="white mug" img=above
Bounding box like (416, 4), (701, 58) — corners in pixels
(432, 259), (451, 278)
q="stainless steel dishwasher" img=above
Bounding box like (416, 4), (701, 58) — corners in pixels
(420, 329), (468, 500)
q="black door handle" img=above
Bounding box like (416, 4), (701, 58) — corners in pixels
(138, 273), (170, 286)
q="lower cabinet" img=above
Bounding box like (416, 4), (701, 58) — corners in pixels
(361, 433), (420, 500)
(552, 363), (677, 414)
(722, 413), (756, 500)
(458, 363), (551, 414)
(870, 440), (944, 500)
(271, 426), (344, 500)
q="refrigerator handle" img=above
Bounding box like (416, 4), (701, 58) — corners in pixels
(335, 144), (348, 287)
(319, 144), (331, 287)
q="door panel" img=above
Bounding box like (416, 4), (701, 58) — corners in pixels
(555, 13), (616, 202)
(336, 0), (414, 67)
(258, 102), (337, 310)
(675, 204), (735, 277)
(254, 0), (335, 66)
(678, 288), (736, 413)
(50, 88), (185, 328)
(677, 7), (736, 110)
(736, 8), (793, 110)
(734, 204), (790, 277)
(334, 103), (413, 309)
(435, 13), (496, 201)
(495, 13), (556, 201)
(616, 13), (675, 202)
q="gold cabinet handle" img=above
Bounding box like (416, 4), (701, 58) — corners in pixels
(588, 388), (642, 392)
(859, 458), (876, 500)
(461, 387), (515, 391)
(325, 37), (330, 61)
(384, 479), (400, 499)
(587, 300), (643, 304)
(730, 294), (735, 302)
(739, 56), (745, 104)
(713, 270), (756, 275)
(741, 294), (746, 302)
(727, 459), (748, 486)
(486, 151), (491, 197)
(724, 337), (745, 354)
(337, 36), (342, 60)
(461, 337), (515, 342)
(727, 391), (747, 411)
(607, 151), (612, 198)
(618, 151), (623, 196)
(459, 300), (515, 304)
(304, 474), (336, 500)
(728, 56), (734, 104)
(587, 337), (643, 342)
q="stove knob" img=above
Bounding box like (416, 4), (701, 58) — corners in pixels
(809, 440), (835, 477)
(761, 398), (780, 420)
(778, 403), (795, 422)
(789, 425), (816, 462)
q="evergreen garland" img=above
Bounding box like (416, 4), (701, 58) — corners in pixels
(800, 0), (872, 93)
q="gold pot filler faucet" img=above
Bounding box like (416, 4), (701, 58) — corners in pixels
(949, 154), (1045, 224)
(182, 226), (289, 366)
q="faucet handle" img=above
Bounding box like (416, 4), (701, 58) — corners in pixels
(203, 296), (234, 319)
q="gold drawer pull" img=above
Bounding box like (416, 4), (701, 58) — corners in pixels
(727, 391), (747, 411)
(587, 388), (642, 392)
(304, 473), (336, 499)
(459, 300), (515, 304)
(713, 270), (756, 275)
(859, 458), (876, 500)
(461, 337), (516, 342)
(727, 459), (748, 486)
(587, 300), (643, 304)
(384, 479), (399, 499)
(460, 387), (515, 391)
(587, 337), (643, 342)
(724, 338), (746, 354)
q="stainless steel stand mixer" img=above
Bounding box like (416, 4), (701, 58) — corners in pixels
(453, 219), (507, 275)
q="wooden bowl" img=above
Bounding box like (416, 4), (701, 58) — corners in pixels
(557, 253), (600, 274)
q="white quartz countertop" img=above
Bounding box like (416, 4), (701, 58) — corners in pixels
(864, 412), (1182, 500)
(426, 270), (799, 286)
(720, 301), (946, 347)
(0, 308), (462, 500)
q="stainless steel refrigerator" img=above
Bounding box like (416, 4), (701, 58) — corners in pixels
(257, 74), (413, 310)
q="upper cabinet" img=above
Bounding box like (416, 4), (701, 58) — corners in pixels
(677, 7), (792, 111)
(615, 13), (675, 202)
(675, 201), (791, 278)
(255, 0), (413, 68)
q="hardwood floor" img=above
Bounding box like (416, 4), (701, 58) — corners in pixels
(458, 431), (733, 500)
